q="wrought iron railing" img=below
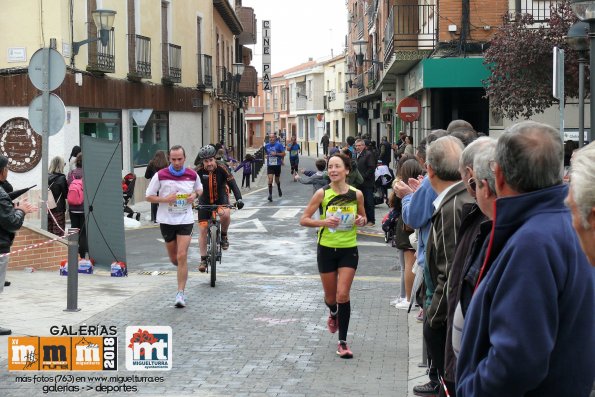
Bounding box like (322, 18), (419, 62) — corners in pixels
(128, 34), (151, 79)
(162, 43), (181, 84)
(510, 0), (561, 22)
(357, 18), (364, 40)
(384, 4), (436, 64)
(200, 54), (212, 88)
(88, 28), (115, 73)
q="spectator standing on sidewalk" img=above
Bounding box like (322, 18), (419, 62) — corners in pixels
(567, 141), (595, 266)
(379, 136), (392, 167)
(0, 155), (38, 335)
(234, 154), (255, 190)
(355, 139), (376, 226)
(146, 145), (203, 308)
(47, 156), (68, 236)
(320, 133), (330, 156)
(299, 153), (367, 359)
(145, 150), (169, 224)
(457, 121), (595, 397)
(67, 153), (88, 259)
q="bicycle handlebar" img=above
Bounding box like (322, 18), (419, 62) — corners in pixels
(195, 203), (237, 210)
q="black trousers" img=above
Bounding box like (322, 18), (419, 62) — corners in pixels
(69, 211), (88, 258)
(423, 317), (447, 387)
(242, 173), (251, 188)
(360, 186), (376, 224)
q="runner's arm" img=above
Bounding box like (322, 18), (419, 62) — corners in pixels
(300, 189), (339, 229)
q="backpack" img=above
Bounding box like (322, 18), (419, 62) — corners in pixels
(67, 178), (84, 206)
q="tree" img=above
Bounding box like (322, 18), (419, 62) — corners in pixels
(484, 1), (582, 120)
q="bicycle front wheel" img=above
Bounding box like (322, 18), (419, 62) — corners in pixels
(209, 225), (218, 287)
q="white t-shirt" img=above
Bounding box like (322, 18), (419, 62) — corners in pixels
(145, 167), (203, 225)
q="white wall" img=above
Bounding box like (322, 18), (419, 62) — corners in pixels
(170, 111), (203, 167)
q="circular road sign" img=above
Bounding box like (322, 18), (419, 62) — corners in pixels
(28, 93), (66, 135)
(397, 97), (422, 123)
(28, 48), (66, 92)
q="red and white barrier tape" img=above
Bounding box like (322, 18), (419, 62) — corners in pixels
(0, 230), (76, 258)
(43, 200), (67, 235)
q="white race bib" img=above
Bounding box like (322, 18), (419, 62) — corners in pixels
(169, 193), (189, 214)
(327, 205), (356, 231)
(268, 156), (278, 166)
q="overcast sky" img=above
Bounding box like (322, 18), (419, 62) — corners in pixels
(241, 0), (348, 74)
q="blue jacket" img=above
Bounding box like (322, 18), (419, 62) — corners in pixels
(456, 184), (595, 397)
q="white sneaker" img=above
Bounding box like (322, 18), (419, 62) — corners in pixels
(389, 297), (404, 306)
(395, 299), (410, 310)
(174, 291), (186, 308)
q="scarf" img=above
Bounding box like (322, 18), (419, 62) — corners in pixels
(168, 164), (186, 177)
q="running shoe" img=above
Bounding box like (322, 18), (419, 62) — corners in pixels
(268, 194), (272, 202)
(198, 259), (207, 273)
(327, 315), (338, 334)
(416, 309), (424, 323)
(390, 297), (404, 306)
(174, 291), (186, 308)
(395, 299), (411, 310)
(221, 235), (229, 250)
(278, 187), (282, 197)
(336, 341), (353, 359)
(412, 380), (439, 396)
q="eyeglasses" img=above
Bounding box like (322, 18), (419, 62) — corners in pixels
(468, 177), (476, 192)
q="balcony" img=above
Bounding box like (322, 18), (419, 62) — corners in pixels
(383, 4), (436, 73)
(87, 28), (115, 74)
(367, 0), (379, 30)
(198, 54), (213, 89)
(127, 34), (151, 80)
(509, 0), (561, 23)
(238, 65), (257, 97)
(356, 18), (364, 40)
(236, 7), (257, 45)
(162, 43), (181, 85)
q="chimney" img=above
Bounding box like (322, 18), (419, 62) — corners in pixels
(235, 0), (242, 8)
(308, 57), (313, 61)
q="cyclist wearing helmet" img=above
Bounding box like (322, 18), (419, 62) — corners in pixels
(195, 145), (244, 272)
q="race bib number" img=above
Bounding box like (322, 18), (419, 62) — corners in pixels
(268, 156), (278, 166)
(290, 150), (299, 157)
(169, 193), (189, 213)
(327, 205), (356, 231)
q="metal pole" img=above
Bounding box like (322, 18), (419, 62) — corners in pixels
(41, 48), (50, 231)
(590, 21), (595, 144)
(579, 56), (586, 148)
(65, 229), (81, 312)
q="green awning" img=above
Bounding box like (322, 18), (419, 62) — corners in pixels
(422, 58), (489, 88)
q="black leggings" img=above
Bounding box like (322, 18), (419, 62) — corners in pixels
(242, 173), (251, 188)
(69, 211), (88, 258)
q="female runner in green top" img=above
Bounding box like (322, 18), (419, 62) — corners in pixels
(300, 153), (367, 358)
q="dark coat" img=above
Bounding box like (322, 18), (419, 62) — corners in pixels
(355, 149), (376, 188)
(48, 173), (68, 213)
(443, 202), (487, 384)
(0, 186), (26, 253)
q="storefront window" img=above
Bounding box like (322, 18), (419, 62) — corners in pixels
(131, 112), (169, 167)
(80, 110), (122, 142)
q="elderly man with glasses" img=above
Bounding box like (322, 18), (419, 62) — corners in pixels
(456, 121), (595, 397)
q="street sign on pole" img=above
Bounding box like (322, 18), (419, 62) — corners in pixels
(396, 97), (421, 123)
(28, 93), (66, 135)
(553, 47), (565, 149)
(28, 46), (66, 231)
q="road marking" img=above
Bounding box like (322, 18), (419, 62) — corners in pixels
(246, 205), (305, 209)
(228, 218), (268, 233)
(358, 241), (389, 247)
(232, 208), (260, 219)
(272, 208), (301, 219)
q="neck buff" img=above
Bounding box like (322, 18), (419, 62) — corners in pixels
(168, 164), (186, 177)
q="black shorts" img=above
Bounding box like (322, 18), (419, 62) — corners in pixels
(317, 245), (359, 273)
(160, 223), (194, 243)
(197, 198), (230, 222)
(267, 165), (282, 176)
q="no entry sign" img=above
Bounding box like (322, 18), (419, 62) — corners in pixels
(397, 97), (421, 122)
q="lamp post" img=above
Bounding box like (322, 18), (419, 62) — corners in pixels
(72, 9), (117, 55)
(566, 21), (589, 147)
(232, 62), (245, 82)
(571, 0), (595, 143)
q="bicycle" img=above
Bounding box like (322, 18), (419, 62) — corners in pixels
(195, 203), (236, 287)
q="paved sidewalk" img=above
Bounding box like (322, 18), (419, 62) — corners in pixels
(0, 270), (408, 396)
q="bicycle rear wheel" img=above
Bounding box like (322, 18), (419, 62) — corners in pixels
(209, 225), (218, 287)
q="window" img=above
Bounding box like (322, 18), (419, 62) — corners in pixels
(307, 80), (312, 101)
(265, 121), (272, 135)
(281, 87), (288, 110)
(335, 120), (339, 138)
(265, 92), (271, 111)
(309, 117), (315, 139)
(131, 112), (169, 167)
(273, 87), (279, 110)
(342, 117), (346, 141)
(80, 109), (122, 142)
(298, 117), (304, 139)
(338, 72), (343, 92)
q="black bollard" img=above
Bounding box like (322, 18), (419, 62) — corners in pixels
(64, 229), (81, 312)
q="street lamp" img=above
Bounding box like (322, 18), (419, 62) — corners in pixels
(571, 0), (595, 143)
(352, 39), (383, 68)
(232, 62), (245, 82)
(73, 9), (117, 55)
(566, 21), (589, 147)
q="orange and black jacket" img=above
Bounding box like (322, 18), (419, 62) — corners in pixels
(195, 162), (242, 205)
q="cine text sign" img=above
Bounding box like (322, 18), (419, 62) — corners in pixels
(262, 20), (271, 91)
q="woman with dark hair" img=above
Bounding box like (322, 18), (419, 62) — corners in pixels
(67, 153), (87, 258)
(145, 151), (169, 223)
(68, 145), (81, 171)
(48, 156), (68, 235)
(299, 153), (367, 358)
(393, 158), (425, 309)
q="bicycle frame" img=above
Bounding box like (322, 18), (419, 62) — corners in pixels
(196, 204), (234, 287)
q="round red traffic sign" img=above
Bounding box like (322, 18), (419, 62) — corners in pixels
(397, 97), (421, 122)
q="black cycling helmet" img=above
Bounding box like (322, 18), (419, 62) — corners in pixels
(197, 145), (217, 160)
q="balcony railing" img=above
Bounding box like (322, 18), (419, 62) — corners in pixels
(365, 64), (380, 90)
(162, 43), (181, 84)
(238, 65), (258, 97)
(127, 34), (151, 79)
(88, 28), (115, 74)
(246, 106), (264, 114)
(367, 0), (379, 30)
(510, 0), (561, 22)
(384, 4), (436, 65)
(357, 18), (364, 40)
(198, 54), (212, 88)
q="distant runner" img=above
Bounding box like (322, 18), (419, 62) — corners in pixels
(264, 132), (286, 202)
